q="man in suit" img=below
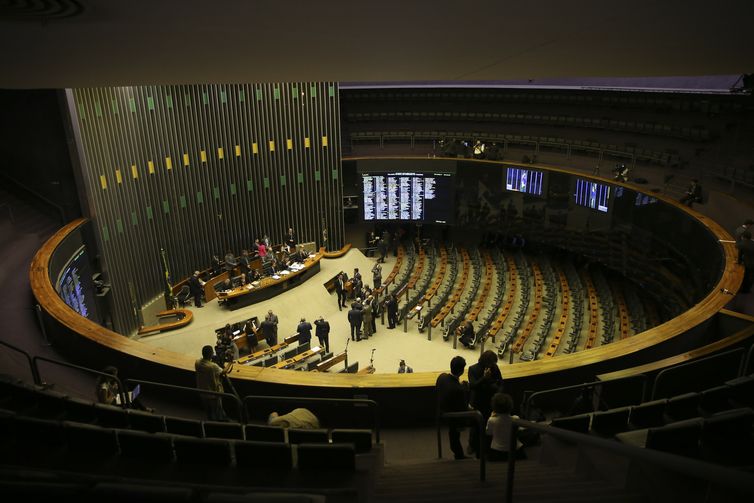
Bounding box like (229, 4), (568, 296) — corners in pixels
(314, 316), (330, 352)
(347, 306), (363, 341)
(188, 271), (205, 308)
(467, 350), (504, 456)
(386, 294), (399, 329)
(436, 356), (470, 460)
(372, 262), (382, 289)
(334, 272), (348, 310)
(285, 227), (297, 251)
(263, 310), (279, 346)
(680, 178), (703, 207)
(297, 318), (313, 347)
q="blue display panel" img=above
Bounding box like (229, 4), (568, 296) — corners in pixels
(55, 245), (99, 321)
(574, 178), (610, 212)
(506, 167), (544, 195)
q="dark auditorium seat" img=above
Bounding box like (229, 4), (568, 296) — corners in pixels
(116, 429), (175, 473)
(234, 440), (293, 471)
(297, 443), (356, 472)
(628, 399), (668, 429)
(165, 415), (204, 438)
(664, 392), (701, 422)
(288, 428), (329, 444)
(127, 409), (167, 433)
(203, 420), (245, 440)
(590, 407), (631, 437)
(549, 413), (591, 433)
(173, 436), (233, 483)
(645, 417), (703, 458)
(63, 421), (120, 469)
(699, 408), (754, 466)
(205, 492), (327, 503)
(7, 415), (66, 467)
(330, 429), (373, 453)
(699, 385), (733, 416)
(244, 423), (286, 443)
(725, 374), (754, 408)
(91, 481), (193, 502)
(94, 403), (131, 428)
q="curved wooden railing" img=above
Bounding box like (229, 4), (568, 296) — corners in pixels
(321, 244), (352, 258)
(31, 158), (745, 390)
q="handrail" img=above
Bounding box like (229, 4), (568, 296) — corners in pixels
(522, 375), (648, 419)
(651, 347), (745, 399)
(0, 340), (38, 384)
(242, 395), (381, 443)
(125, 378), (244, 422)
(32, 355), (128, 407)
(504, 417), (754, 503)
(437, 410), (486, 481)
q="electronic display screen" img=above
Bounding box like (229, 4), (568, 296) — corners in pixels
(55, 245), (99, 322)
(574, 178), (610, 212)
(506, 167), (544, 195)
(362, 172), (455, 224)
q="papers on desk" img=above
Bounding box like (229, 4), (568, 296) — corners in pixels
(246, 283), (253, 290)
(280, 269), (291, 275)
(272, 275), (281, 280)
(232, 330), (241, 336)
(252, 281), (260, 286)
(288, 263), (304, 271)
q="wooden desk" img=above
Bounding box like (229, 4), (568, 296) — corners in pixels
(313, 352), (347, 372)
(270, 346), (322, 369)
(137, 309), (193, 336)
(216, 252), (323, 311)
(237, 341), (289, 365)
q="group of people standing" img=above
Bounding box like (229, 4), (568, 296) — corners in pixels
(435, 350), (525, 461)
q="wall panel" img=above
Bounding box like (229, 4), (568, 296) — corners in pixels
(69, 83), (343, 335)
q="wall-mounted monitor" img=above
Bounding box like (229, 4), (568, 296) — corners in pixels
(361, 171), (455, 224)
(55, 245), (100, 322)
(574, 178), (610, 213)
(506, 167), (544, 196)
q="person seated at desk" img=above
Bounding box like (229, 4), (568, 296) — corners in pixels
(214, 278), (233, 294)
(245, 268), (261, 284)
(290, 245), (308, 264)
(231, 274), (245, 288)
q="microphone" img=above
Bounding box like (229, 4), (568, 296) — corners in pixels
(720, 288), (734, 295)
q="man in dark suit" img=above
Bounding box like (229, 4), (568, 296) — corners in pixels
(188, 271), (205, 308)
(467, 350), (504, 456)
(386, 294), (398, 329)
(347, 306), (363, 341)
(297, 318), (313, 347)
(680, 178), (703, 207)
(436, 356), (470, 460)
(261, 317), (277, 347)
(314, 316), (330, 352)
(285, 227), (297, 251)
(334, 272), (348, 310)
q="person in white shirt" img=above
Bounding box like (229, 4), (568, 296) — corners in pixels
(486, 392), (526, 461)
